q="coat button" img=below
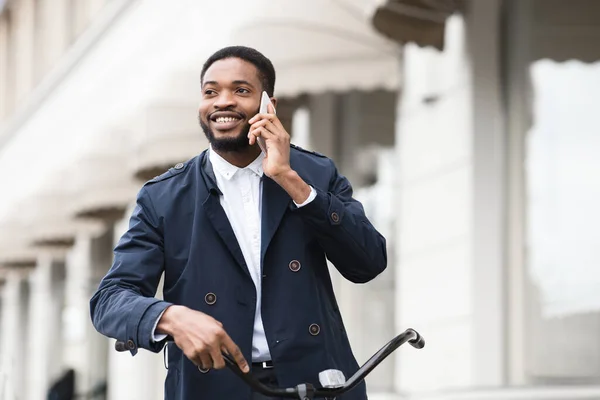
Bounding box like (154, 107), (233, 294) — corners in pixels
(309, 323), (320, 336)
(289, 260), (301, 272)
(330, 212), (340, 223)
(205, 292), (217, 305)
(174, 162), (184, 170)
(127, 339), (136, 350)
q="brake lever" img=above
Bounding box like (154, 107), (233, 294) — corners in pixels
(222, 353), (295, 397)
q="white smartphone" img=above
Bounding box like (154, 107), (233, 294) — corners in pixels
(257, 91), (275, 154)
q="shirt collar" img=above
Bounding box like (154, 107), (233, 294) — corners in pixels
(209, 146), (264, 181)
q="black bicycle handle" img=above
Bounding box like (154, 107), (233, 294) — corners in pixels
(222, 328), (425, 399)
(115, 329), (425, 399)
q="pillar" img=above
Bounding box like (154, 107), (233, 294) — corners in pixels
(62, 228), (113, 397)
(0, 270), (30, 400)
(393, 1), (506, 395)
(26, 255), (67, 400)
(11, 0), (36, 106)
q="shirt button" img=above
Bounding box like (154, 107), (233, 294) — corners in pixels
(289, 260), (301, 272)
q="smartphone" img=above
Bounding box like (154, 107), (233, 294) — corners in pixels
(257, 91), (275, 154)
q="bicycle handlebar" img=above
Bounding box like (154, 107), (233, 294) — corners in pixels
(115, 328), (424, 399)
(221, 328), (424, 398)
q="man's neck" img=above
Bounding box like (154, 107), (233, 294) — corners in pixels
(212, 145), (262, 168)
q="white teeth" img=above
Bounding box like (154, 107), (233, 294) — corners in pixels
(215, 117), (238, 123)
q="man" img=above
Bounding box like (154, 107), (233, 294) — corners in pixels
(90, 46), (387, 400)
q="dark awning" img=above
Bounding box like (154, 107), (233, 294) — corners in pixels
(371, 0), (464, 50)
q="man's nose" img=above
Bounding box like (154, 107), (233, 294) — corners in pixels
(213, 91), (236, 109)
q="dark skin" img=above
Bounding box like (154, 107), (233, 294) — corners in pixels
(157, 57), (311, 372)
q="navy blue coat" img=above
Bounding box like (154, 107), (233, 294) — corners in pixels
(90, 146), (387, 399)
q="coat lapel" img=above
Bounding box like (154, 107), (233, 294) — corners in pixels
(200, 153), (251, 278)
(261, 176), (292, 261)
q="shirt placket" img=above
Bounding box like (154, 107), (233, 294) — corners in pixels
(241, 172), (261, 285)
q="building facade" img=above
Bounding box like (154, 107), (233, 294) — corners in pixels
(1, 0), (599, 399)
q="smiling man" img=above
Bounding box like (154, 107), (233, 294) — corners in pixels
(90, 46), (387, 400)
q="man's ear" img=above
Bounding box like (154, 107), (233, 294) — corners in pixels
(270, 97), (278, 109)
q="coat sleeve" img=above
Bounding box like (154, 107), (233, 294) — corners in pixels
(292, 159), (387, 283)
(89, 186), (172, 355)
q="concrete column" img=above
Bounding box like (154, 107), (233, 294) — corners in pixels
(107, 206), (165, 400)
(12, 0), (36, 106)
(394, 13), (474, 394)
(0, 270), (30, 400)
(468, 0), (506, 387)
(504, 0), (533, 386)
(26, 255), (67, 400)
(39, 0), (70, 71)
(0, 13), (11, 119)
(393, 1), (506, 396)
(62, 229), (113, 397)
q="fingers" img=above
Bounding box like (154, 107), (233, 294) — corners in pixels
(174, 309), (248, 373)
(221, 334), (249, 373)
(249, 112), (284, 130)
(198, 352), (213, 372)
(208, 331), (226, 370)
(250, 118), (278, 134)
(248, 126), (276, 146)
(209, 349), (225, 370)
(248, 113), (272, 124)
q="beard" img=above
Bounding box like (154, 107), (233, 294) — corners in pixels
(199, 116), (252, 153)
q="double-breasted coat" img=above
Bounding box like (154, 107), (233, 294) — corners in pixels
(90, 145), (387, 399)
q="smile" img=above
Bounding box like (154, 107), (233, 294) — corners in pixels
(211, 118), (242, 131)
(209, 112), (245, 131)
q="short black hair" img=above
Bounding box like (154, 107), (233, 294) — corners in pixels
(200, 46), (276, 97)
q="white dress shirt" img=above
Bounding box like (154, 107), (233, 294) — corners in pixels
(153, 148), (316, 362)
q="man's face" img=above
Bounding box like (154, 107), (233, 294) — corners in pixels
(198, 57), (263, 152)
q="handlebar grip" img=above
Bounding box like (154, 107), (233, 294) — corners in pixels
(407, 329), (425, 349)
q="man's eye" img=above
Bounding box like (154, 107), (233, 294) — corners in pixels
(237, 88), (250, 94)
(204, 89), (216, 95)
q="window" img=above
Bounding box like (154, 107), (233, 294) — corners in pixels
(525, 59), (600, 384)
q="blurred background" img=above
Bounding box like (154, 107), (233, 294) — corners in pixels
(0, 0), (599, 399)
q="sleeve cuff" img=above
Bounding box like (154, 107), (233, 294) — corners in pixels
(132, 300), (172, 353)
(151, 308), (169, 342)
(293, 186), (317, 208)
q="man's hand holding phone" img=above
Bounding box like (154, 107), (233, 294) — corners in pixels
(248, 91), (292, 178)
(249, 91), (313, 205)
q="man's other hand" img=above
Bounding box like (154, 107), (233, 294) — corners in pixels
(157, 305), (249, 373)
